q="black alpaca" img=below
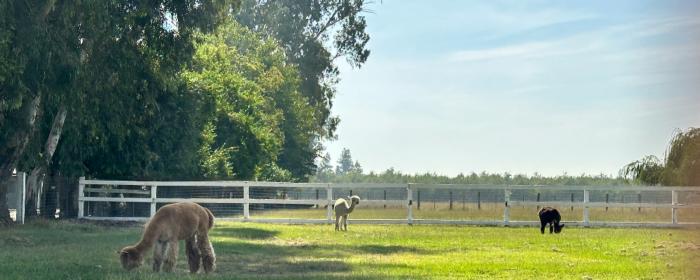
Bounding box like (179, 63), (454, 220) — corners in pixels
(538, 207), (565, 234)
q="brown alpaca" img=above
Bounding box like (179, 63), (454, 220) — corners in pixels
(119, 202), (216, 273)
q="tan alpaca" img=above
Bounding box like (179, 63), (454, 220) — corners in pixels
(119, 202), (216, 273)
(334, 195), (360, 231)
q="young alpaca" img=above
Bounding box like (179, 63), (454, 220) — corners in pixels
(538, 207), (565, 234)
(119, 202), (216, 273)
(334, 195), (360, 231)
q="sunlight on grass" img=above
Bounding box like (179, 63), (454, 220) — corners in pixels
(0, 221), (698, 279)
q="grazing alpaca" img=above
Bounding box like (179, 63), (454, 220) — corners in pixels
(334, 195), (360, 231)
(538, 207), (565, 234)
(119, 202), (216, 273)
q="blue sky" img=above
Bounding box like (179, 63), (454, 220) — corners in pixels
(324, 0), (700, 177)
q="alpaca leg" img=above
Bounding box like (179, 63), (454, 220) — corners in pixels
(198, 234), (216, 273)
(186, 236), (201, 273)
(335, 215), (341, 231)
(540, 221), (546, 234)
(163, 240), (178, 272)
(549, 223), (554, 234)
(343, 214), (348, 231)
(153, 240), (168, 272)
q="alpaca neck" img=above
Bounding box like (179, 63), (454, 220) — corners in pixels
(133, 222), (161, 252)
(347, 203), (357, 213)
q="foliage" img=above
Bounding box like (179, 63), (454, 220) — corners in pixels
(313, 168), (629, 185)
(235, 0), (372, 178)
(623, 128), (700, 186)
(184, 20), (318, 181)
(335, 148), (356, 175)
(620, 155), (664, 185)
(315, 152), (334, 182)
(662, 128), (700, 186)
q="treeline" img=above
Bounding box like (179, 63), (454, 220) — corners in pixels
(314, 128), (700, 186)
(0, 0), (371, 223)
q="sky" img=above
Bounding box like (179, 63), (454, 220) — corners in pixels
(324, 0), (700, 177)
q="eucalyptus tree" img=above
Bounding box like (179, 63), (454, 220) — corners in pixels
(184, 20), (318, 181)
(0, 0), (239, 224)
(235, 0), (371, 178)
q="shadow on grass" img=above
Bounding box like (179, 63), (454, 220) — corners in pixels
(212, 227), (280, 240)
(212, 239), (420, 278)
(356, 244), (425, 255)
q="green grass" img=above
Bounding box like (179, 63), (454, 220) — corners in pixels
(1, 220), (698, 279)
(247, 204), (700, 223)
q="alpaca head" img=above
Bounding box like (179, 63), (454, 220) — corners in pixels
(118, 246), (143, 271)
(349, 195), (361, 206)
(554, 223), (565, 233)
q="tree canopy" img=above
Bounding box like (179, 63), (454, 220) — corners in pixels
(623, 128), (700, 186)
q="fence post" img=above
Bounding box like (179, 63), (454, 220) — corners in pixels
(150, 185), (158, 217)
(449, 191), (453, 210)
(384, 190), (387, 209)
(504, 188), (511, 226)
(417, 190), (421, 210)
(605, 193), (609, 212)
(78, 177), (85, 219)
(672, 190), (678, 225)
(326, 184), (333, 223)
(570, 193), (574, 211)
(638, 192), (642, 212)
(243, 182), (250, 221)
(15, 172), (27, 224)
(536, 192), (540, 211)
(477, 191), (481, 210)
(583, 189), (590, 227)
(407, 184), (413, 225)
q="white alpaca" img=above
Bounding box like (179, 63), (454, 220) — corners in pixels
(334, 195), (360, 231)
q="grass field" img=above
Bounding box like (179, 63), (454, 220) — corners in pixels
(247, 204), (700, 224)
(1, 220), (699, 279)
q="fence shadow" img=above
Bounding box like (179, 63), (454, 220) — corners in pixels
(211, 227), (280, 240)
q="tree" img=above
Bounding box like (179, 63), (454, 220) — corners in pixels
(315, 152), (334, 181)
(622, 128), (700, 186)
(0, 0), (240, 225)
(353, 161), (363, 174)
(620, 155), (664, 185)
(235, 0), (371, 177)
(335, 148), (354, 175)
(184, 20), (321, 182)
(661, 128), (700, 186)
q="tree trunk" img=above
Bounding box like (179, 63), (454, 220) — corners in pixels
(0, 180), (11, 226)
(28, 107), (67, 219)
(24, 169), (43, 218)
(0, 95), (41, 225)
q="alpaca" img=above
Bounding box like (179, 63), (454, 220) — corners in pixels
(538, 207), (565, 234)
(119, 202), (216, 273)
(334, 195), (360, 231)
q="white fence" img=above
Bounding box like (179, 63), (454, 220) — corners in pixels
(78, 177), (700, 228)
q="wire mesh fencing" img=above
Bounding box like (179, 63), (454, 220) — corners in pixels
(78, 178), (700, 227)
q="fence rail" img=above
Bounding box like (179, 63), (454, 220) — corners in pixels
(77, 177), (700, 228)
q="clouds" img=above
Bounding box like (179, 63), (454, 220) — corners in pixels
(326, 1), (700, 177)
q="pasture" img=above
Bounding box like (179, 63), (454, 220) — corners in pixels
(1, 220), (698, 279)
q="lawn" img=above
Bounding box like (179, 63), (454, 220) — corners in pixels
(247, 204), (700, 224)
(0, 220), (698, 279)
